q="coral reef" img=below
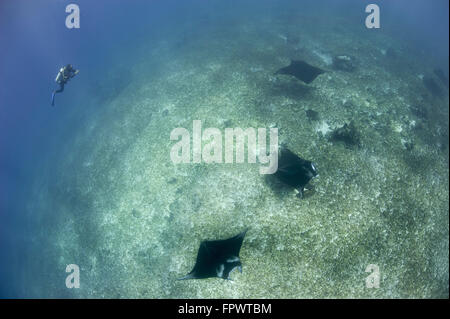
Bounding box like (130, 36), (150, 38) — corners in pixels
(332, 55), (356, 72)
(330, 121), (361, 147)
(23, 5), (449, 299)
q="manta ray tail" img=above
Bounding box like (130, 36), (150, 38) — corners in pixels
(177, 273), (196, 280)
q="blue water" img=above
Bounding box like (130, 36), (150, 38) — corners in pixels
(0, 0), (448, 298)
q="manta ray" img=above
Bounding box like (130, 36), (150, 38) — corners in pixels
(275, 60), (325, 84)
(275, 148), (318, 198)
(178, 229), (247, 280)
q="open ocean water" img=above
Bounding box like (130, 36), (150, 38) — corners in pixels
(0, 0), (448, 298)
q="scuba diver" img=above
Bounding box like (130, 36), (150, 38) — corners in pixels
(51, 64), (79, 106)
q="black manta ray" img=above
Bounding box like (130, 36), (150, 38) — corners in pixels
(179, 229), (247, 280)
(275, 148), (318, 198)
(275, 60), (325, 84)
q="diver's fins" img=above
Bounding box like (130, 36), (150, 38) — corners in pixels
(51, 91), (55, 106)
